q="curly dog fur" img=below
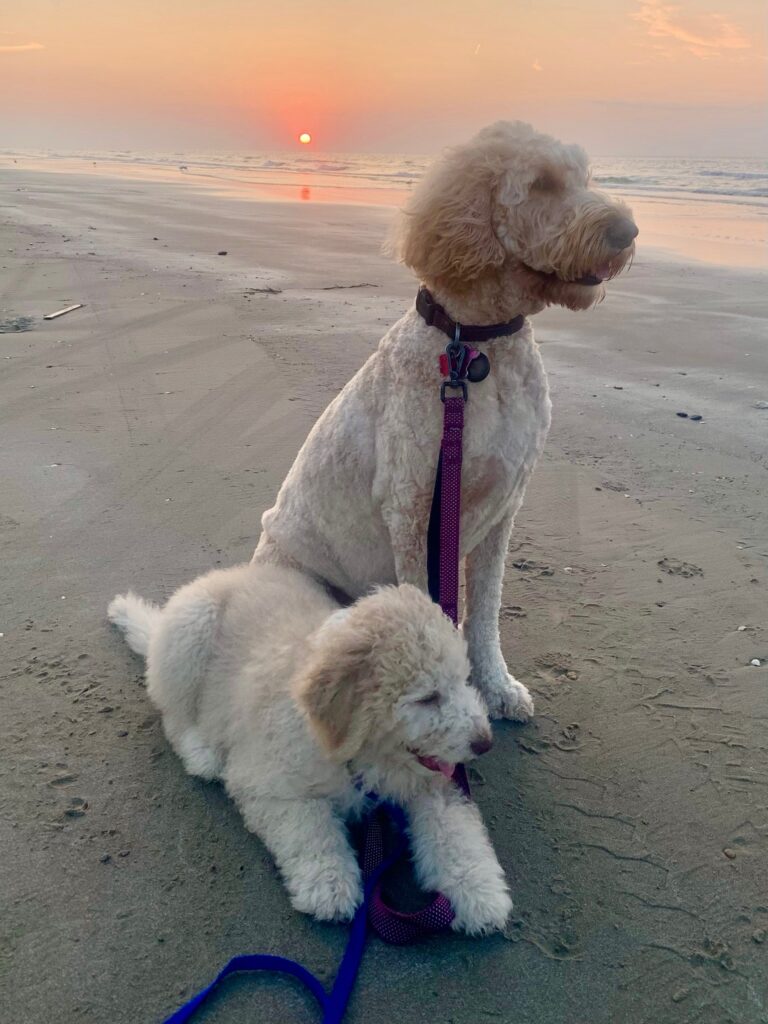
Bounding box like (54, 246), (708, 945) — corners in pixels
(108, 568), (510, 934)
(253, 120), (637, 720)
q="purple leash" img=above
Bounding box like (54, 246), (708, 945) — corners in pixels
(437, 386), (465, 626)
(363, 329), (476, 945)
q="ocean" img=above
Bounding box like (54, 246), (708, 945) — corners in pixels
(3, 148), (768, 208)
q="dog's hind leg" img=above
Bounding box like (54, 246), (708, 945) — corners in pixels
(144, 585), (225, 781)
(175, 726), (221, 781)
(236, 793), (363, 922)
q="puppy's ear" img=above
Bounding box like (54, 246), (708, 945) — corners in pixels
(294, 631), (370, 761)
(391, 147), (505, 288)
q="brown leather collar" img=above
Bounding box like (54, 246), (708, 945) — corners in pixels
(416, 287), (525, 342)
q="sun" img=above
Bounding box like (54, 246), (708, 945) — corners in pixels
(298, 132), (311, 145)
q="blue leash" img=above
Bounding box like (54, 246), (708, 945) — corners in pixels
(162, 804), (409, 1024)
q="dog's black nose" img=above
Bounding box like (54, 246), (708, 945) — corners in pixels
(606, 217), (638, 251)
(471, 733), (493, 757)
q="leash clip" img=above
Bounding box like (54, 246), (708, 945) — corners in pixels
(441, 328), (469, 403)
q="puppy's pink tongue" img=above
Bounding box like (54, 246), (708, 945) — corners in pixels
(417, 755), (456, 778)
(594, 262), (612, 280)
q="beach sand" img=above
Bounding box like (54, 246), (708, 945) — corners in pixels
(1, 168), (767, 1024)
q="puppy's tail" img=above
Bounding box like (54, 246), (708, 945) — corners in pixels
(107, 592), (162, 657)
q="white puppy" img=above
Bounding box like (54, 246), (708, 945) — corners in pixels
(108, 565), (511, 934)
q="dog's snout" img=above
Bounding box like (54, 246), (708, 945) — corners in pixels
(470, 732), (493, 757)
(606, 217), (638, 251)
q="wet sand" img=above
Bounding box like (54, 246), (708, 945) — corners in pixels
(1, 169), (767, 1024)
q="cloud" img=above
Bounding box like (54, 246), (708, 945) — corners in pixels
(0, 42), (45, 54)
(632, 1), (750, 59)
(532, 60), (543, 72)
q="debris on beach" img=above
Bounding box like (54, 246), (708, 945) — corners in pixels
(217, 250), (228, 256)
(43, 304), (84, 321)
(320, 282), (379, 290)
(243, 286), (282, 296)
(512, 558), (554, 578)
(0, 315), (34, 333)
(750, 658), (762, 667)
(753, 401), (768, 410)
(676, 411), (703, 421)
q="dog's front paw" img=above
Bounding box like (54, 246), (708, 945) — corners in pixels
(450, 880), (513, 936)
(473, 666), (534, 722)
(288, 859), (363, 922)
(490, 674), (534, 722)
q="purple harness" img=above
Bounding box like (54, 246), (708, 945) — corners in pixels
(161, 290), (525, 1021)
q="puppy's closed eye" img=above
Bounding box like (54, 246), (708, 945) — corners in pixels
(415, 691), (441, 706)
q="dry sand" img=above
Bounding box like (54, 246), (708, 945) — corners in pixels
(1, 168), (767, 1024)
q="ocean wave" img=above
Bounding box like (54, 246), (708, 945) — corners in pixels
(314, 162), (351, 171)
(7, 148), (767, 206)
(594, 180), (768, 201)
(699, 169), (768, 181)
(594, 175), (644, 185)
(691, 186), (768, 198)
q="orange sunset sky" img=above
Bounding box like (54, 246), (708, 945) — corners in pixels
(2, 0), (766, 156)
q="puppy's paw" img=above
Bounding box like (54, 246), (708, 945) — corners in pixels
(475, 669), (534, 722)
(450, 881), (513, 936)
(289, 860), (363, 923)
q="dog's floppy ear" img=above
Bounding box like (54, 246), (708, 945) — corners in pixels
(391, 145), (506, 289)
(294, 627), (371, 761)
